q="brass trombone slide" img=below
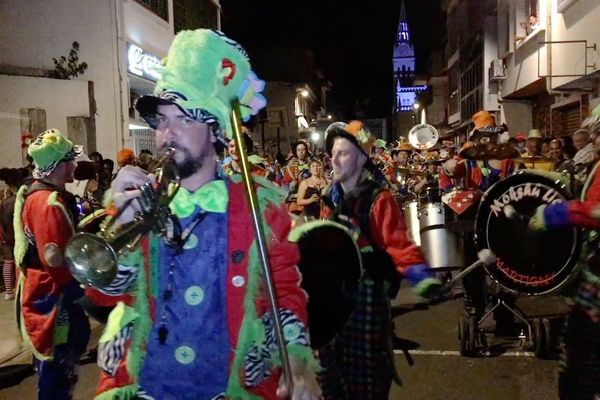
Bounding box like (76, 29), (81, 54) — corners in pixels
(230, 100), (294, 395)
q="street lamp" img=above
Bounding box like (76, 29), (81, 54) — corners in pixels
(311, 132), (320, 142)
(327, 114), (332, 120)
(301, 89), (309, 98)
(413, 103), (420, 110)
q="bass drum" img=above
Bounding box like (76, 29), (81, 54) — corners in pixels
(288, 220), (362, 348)
(475, 170), (581, 296)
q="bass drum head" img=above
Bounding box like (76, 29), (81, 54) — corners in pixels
(289, 221), (362, 348)
(475, 171), (581, 296)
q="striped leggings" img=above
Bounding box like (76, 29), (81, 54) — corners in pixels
(3, 259), (15, 296)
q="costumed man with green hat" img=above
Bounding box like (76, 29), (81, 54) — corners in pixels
(318, 120), (441, 399)
(13, 129), (90, 400)
(85, 29), (320, 400)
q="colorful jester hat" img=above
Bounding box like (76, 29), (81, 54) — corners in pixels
(325, 120), (375, 157)
(28, 128), (82, 179)
(135, 29), (266, 145)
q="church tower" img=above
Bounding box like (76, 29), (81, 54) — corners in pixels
(393, 1), (427, 136)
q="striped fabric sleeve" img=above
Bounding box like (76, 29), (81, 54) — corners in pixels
(95, 263), (139, 296)
(244, 309), (309, 387)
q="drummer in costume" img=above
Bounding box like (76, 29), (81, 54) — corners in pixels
(318, 120), (441, 399)
(438, 140), (458, 190)
(85, 29), (320, 400)
(529, 104), (600, 400)
(441, 110), (516, 334)
(13, 129), (90, 399)
(441, 111), (514, 190)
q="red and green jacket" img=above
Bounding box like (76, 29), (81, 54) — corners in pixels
(86, 178), (317, 399)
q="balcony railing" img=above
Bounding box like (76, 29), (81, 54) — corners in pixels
(134, 0), (168, 21)
(174, 0), (219, 33)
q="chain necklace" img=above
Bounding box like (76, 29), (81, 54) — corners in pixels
(157, 210), (207, 345)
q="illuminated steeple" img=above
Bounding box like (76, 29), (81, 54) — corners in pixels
(393, 0), (426, 113)
(396, 0), (411, 45)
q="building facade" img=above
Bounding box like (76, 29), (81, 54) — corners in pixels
(0, 0), (220, 167)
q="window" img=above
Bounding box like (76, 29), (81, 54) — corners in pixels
(174, 0), (219, 33)
(519, 0), (540, 37)
(134, 0), (168, 21)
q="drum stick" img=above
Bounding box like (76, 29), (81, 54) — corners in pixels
(439, 249), (497, 292)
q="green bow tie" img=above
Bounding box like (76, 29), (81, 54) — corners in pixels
(169, 180), (228, 218)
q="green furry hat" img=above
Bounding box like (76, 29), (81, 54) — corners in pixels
(136, 29), (266, 145)
(28, 128), (82, 179)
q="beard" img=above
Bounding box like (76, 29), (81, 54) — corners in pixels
(177, 158), (203, 179)
(161, 143), (203, 179)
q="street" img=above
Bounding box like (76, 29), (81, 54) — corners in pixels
(0, 277), (566, 400)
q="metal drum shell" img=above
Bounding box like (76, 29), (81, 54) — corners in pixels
(402, 200), (421, 246)
(418, 202), (466, 269)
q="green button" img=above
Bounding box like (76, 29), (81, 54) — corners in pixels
(174, 345), (195, 365)
(184, 286), (204, 306)
(284, 324), (301, 341)
(183, 233), (198, 250)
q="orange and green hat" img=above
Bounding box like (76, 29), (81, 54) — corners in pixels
(325, 120), (375, 157)
(27, 129), (82, 179)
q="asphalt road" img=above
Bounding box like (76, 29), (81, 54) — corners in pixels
(0, 280), (568, 400)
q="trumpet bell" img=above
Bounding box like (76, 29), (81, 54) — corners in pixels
(65, 232), (118, 289)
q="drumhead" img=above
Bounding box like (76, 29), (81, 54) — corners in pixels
(289, 220), (362, 348)
(475, 170), (581, 295)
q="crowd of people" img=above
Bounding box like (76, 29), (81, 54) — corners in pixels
(2, 27), (600, 400)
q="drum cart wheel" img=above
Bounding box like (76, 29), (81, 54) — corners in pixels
(532, 319), (544, 357)
(532, 318), (552, 358)
(531, 318), (552, 358)
(458, 317), (477, 356)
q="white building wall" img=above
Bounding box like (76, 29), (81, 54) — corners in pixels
(501, 0), (549, 97)
(0, 0), (120, 159)
(0, 0), (211, 162)
(483, 16), (500, 112)
(550, 0), (600, 90)
(0, 75), (90, 167)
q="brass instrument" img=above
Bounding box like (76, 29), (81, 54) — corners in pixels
(65, 148), (180, 289)
(408, 123), (439, 150)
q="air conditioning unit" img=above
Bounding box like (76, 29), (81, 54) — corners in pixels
(489, 59), (506, 81)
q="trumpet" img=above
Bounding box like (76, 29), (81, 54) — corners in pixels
(65, 147), (180, 289)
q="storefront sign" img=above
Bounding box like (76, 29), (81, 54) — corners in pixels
(127, 43), (161, 82)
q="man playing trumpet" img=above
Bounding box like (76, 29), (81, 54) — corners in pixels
(85, 30), (320, 400)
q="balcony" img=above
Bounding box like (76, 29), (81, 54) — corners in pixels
(133, 0), (168, 21)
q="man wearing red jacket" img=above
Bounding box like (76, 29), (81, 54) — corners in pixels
(529, 114), (600, 399)
(319, 120), (440, 399)
(14, 129), (90, 400)
(86, 29), (320, 400)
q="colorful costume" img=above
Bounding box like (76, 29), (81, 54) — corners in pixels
(88, 178), (314, 399)
(14, 130), (89, 400)
(319, 121), (438, 399)
(89, 29), (317, 400)
(531, 161), (600, 399)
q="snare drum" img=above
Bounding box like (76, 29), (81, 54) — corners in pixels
(476, 170), (581, 295)
(419, 202), (465, 269)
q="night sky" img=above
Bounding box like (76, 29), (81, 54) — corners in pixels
(220, 0), (443, 120)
